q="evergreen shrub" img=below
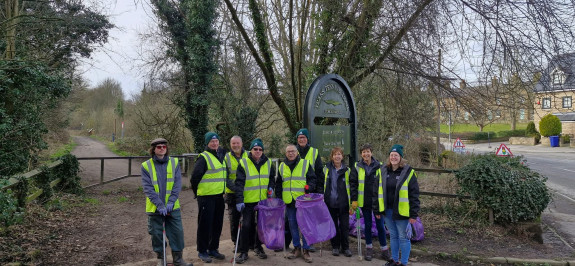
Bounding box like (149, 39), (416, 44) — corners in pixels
(539, 114), (562, 137)
(455, 155), (550, 223)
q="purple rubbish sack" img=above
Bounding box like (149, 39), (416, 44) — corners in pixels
(410, 217), (424, 242)
(295, 193), (336, 245)
(256, 198), (286, 250)
(348, 209), (383, 238)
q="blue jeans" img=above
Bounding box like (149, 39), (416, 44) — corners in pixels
(286, 206), (310, 250)
(383, 209), (410, 265)
(361, 207), (387, 247)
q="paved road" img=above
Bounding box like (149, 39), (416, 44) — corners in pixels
(452, 141), (575, 249)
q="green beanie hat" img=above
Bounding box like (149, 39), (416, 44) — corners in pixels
(249, 138), (264, 151)
(204, 132), (220, 146)
(389, 144), (404, 158)
(296, 128), (309, 139)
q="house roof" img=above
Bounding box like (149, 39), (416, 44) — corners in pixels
(554, 112), (575, 121)
(534, 53), (575, 93)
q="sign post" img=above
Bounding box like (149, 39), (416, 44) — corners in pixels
(303, 74), (358, 163)
(453, 137), (466, 154)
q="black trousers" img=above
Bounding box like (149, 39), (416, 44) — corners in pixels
(196, 195), (225, 253)
(328, 206), (350, 250)
(225, 194), (241, 244)
(238, 202), (263, 253)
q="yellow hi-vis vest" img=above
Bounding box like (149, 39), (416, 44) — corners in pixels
(197, 151), (227, 196)
(302, 147), (319, 168)
(143, 157), (181, 213)
(377, 167), (416, 215)
(240, 158), (271, 203)
(323, 166), (351, 205)
(355, 162), (382, 208)
(279, 159), (309, 204)
(224, 151), (248, 193)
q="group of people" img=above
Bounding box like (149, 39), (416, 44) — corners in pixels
(141, 128), (420, 266)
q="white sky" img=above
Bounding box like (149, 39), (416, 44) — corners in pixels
(79, 0), (153, 100)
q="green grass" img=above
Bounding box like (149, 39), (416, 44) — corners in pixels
(48, 140), (78, 160)
(440, 123), (528, 134)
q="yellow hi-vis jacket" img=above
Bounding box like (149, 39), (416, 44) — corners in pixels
(377, 166), (416, 216)
(197, 151), (227, 196)
(240, 158), (271, 203)
(355, 162), (382, 208)
(224, 151), (248, 193)
(143, 157), (181, 213)
(279, 159), (309, 204)
(303, 147), (319, 167)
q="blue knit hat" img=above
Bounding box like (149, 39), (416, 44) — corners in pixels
(204, 132), (220, 146)
(389, 144), (404, 158)
(296, 128), (309, 139)
(249, 138), (264, 151)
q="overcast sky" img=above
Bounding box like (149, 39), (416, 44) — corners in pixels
(79, 1), (153, 100)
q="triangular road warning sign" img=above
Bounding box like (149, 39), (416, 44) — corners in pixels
(453, 137), (465, 148)
(495, 143), (513, 157)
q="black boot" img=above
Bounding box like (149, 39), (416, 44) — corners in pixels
(172, 251), (193, 266)
(156, 252), (164, 266)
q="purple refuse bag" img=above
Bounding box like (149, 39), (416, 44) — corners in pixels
(348, 209), (386, 238)
(295, 193), (336, 245)
(256, 198), (286, 250)
(410, 217), (424, 242)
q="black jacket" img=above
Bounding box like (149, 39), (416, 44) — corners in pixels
(323, 161), (350, 209)
(349, 157), (380, 209)
(191, 146), (228, 197)
(297, 144), (324, 193)
(234, 153), (276, 203)
(274, 155), (317, 207)
(373, 164), (420, 220)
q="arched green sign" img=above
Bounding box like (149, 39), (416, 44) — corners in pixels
(304, 74), (358, 163)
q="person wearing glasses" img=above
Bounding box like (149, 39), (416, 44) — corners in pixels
(141, 138), (192, 266)
(233, 138), (276, 264)
(275, 144), (316, 263)
(191, 132), (227, 263)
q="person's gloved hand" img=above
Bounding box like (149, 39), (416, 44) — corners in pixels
(236, 203), (245, 212)
(166, 203), (174, 212)
(158, 207), (168, 216)
(267, 188), (273, 199)
(406, 223), (413, 239)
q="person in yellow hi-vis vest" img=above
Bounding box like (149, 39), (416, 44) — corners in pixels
(232, 138), (276, 264)
(224, 135), (247, 247)
(274, 144), (317, 263)
(375, 144), (420, 266)
(191, 132), (227, 263)
(141, 138), (192, 266)
(323, 147), (352, 257)
(349, 143), (389, 261)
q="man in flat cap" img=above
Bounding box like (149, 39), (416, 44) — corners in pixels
(191, 132), (227, 263)
(142, 138), (192, 266)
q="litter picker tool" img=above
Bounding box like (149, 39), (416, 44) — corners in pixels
(162, 217), (167, 266)
(232, 215), (243, 265)
(356, 209), (362, 261)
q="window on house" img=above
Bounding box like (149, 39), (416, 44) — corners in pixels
(495, 110), (501, 118)
(495, 97), (502, 105)
(520, 109), (525, 120)
(487, 110), (492, 120)
(552, 69), (565, 85)
(542, 98), (551, 109)
(464, 112), (469, 121)
(563, 96), (572, 108)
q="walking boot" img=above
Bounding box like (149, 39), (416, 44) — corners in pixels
(234, 252), (248, 264)
(172, 251), (193, 266)
(380, 248), (391, 261)
(365, 247), (373, 261)
(254, 246), (267, 259)
(207, 249), (225, 260)
(287, 247), (301, 259)
(303, 249), (312, 263)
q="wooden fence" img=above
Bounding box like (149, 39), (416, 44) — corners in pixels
(2, 160), (63, 203)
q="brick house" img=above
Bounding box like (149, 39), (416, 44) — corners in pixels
(534, 53), (575, 137)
